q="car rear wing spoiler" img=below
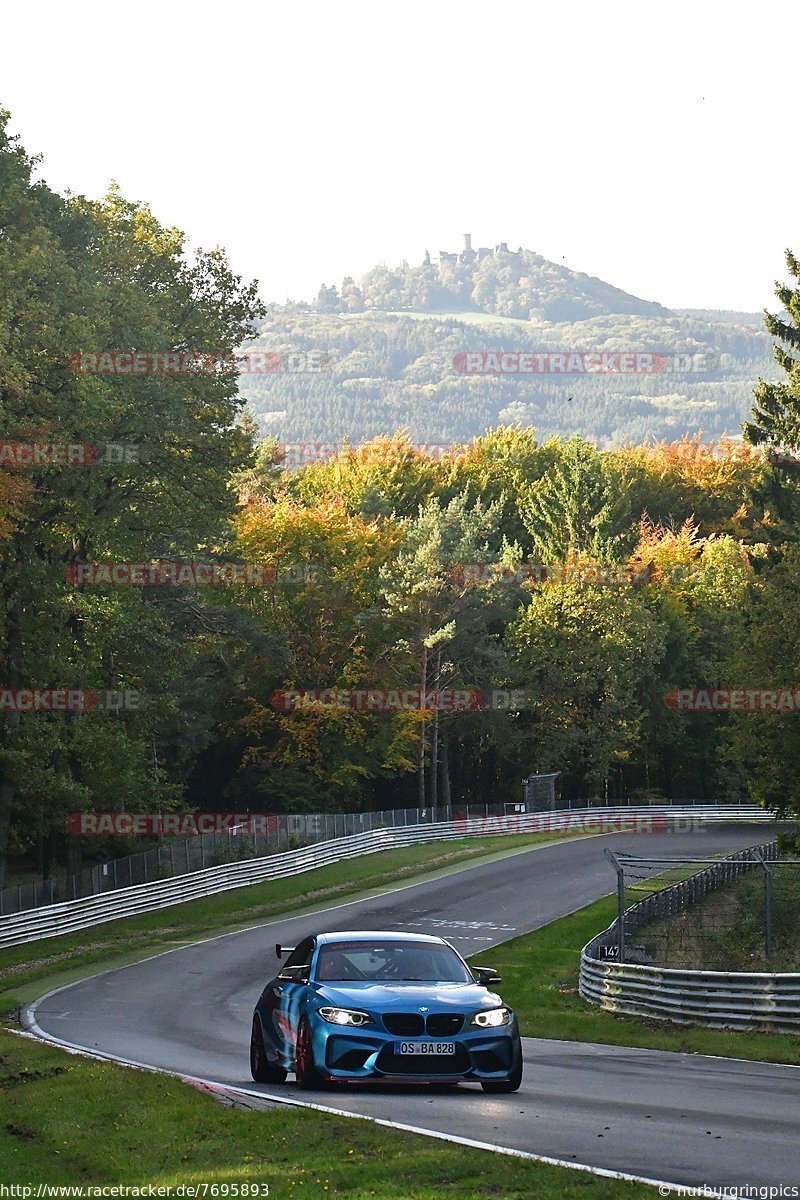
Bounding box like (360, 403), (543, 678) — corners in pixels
(275, 943), (296, 958)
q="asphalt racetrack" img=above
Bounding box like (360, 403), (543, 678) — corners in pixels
(27, 825), (800, 1191)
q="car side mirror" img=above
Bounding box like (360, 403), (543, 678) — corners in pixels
(277, 964), (309, 983)
(473, 965), (502, 985)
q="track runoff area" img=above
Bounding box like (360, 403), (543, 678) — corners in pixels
(24, 821), (800, 1196)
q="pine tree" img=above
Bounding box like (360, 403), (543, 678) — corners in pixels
(744, 249), (800, 450)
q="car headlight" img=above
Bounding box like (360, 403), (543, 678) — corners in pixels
(318, 1006), (373, 1027)
(470, 1007), (511, 1028)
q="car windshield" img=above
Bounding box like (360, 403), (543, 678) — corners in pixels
(314, 940), (473, 983)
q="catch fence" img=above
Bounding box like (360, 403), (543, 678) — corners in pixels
(0, 805), (774, 946)
(580, 840), (800, 1031)
(0, 797), (767, 918)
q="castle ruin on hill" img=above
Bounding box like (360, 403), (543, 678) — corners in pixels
(425, 234), (519, 267)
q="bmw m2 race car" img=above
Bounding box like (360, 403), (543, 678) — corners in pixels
(250, 930), (523, 1091)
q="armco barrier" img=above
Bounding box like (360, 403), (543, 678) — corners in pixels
(0, 796), (763, 917)
(579, 838), (800, 1033)
(579, 959), (800, 1034)
(0, 805), (774, 949)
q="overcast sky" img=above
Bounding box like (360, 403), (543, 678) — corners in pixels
(1, 0), (797, 312)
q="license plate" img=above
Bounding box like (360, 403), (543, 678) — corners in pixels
(396, 1041), (456, 1055)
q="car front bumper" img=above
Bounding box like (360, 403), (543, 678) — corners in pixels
(315, 1019), (520, 1082)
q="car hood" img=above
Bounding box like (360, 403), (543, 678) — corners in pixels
(312, 982), (504, 1010)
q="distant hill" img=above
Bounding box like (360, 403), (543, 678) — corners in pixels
(674, 308), (766, 327)
(238, 240), (778, 450)
(347, 237), (671, 324)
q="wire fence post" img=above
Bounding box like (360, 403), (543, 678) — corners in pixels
(753, 850), (774, 959)
(605, 848), (626, 963)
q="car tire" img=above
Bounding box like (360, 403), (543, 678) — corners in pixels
(480, 1042), (523, 1093)
(250, 1016), (287, 1084)
(295, 1016), (326, 1089)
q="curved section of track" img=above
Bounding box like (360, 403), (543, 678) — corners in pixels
(27, 826), (800, 1191)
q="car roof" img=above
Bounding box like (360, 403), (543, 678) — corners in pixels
(314, 930), (449, 946)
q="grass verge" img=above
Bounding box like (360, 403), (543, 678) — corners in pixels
(635, 868), (800, 971)
(0, 831), (584, 1014)
(2, 830), (796, 1192)
(487, 896), (800, 1064)
(0, 1027), (657, 1196)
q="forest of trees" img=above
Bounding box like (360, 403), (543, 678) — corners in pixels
(240, 255), (779, 447)
(325, 243), (672, 321)
(2, 109), (800, 885)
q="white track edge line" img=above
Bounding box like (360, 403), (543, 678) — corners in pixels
(13, 830), (611, 1003)
(10, 1021), (729, 1198)
(15, 827), (783, 1198)
(22, 830), (800, 1077)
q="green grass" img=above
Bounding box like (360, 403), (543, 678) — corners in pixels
(0, 831), (585, 1014)
(486, 896), (800, 1064)
(634, 868), (800, 972)
(3, 831), (798, 1192)
(338, 309), (531, 327)
(0, 1028), (657, 1196)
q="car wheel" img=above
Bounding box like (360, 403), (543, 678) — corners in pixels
(480, 1043), (523, 1093)
(250, 1016), (287, 1084)
(295, 1016), (326, 1089)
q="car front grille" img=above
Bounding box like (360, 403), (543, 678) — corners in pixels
(382, 1012), (465, 1036)
(382, 1013), (425, 1036)
(425, 1013), (463, 1036)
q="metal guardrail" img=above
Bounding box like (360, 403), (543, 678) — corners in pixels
(580, 839), (800, 1033)
(0, 795), (761, 918)
(0, 804), (774, 950)
(580, 960), (800, 1034)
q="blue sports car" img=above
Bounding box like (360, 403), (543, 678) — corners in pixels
(250, 930), (523, 1092)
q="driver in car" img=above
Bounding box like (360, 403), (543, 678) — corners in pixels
(317, 949), (356, 980)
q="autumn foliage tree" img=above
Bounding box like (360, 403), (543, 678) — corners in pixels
(0, 110), (265, 884)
